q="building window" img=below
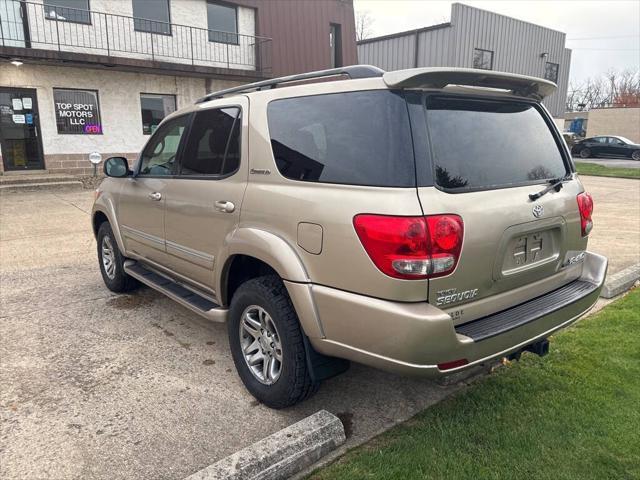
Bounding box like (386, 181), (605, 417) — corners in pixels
(207, 1), (238, 44)
(44, 0), (91, 24)
(330, 24), (342, 68)
(140, 94), (177, 135)
(473, 48), (493, 70)
(132, 0), (171, 35)
(545, 62), (559, 83)
(53, 88), (102, 134)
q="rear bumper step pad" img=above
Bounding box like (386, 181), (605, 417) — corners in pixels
(455, 279), (599, 342)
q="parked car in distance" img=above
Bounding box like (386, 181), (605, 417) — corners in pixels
(92, 66), (607, 408)
(571, 135), (640, 160)
(562, 131), (579, 148)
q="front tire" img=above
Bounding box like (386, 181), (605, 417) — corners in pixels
(97, 222), (139, 293)
(579, 148), (591, 159)
(228, 275), (319, 408)
(632, 150), (640, 161)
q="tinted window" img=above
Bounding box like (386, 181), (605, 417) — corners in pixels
(139, 115), (189, 176)
(44, 0), (90, 24)
(207, 2), (238, 44)
(132, 0), (171, 34)
(180, 107), (241, 176)
(425, 96), (567, 191)
(267, 91), (414, 187)
(140, 94), (176, 135)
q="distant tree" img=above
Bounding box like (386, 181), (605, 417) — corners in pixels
(566, 70), (640, 111)
(355, 11), (374, 41)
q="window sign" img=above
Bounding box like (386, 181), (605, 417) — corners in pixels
(22, 98), (32, 109)
(53, 88), (102, 134)
(12, 114), (25, 124)
(12, 98), (22, 110)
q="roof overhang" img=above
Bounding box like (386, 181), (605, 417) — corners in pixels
(383, 67), (557, 100)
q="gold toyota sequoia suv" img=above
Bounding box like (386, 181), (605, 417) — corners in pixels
(92, 66), (607, 408)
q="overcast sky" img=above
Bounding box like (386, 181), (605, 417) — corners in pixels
(354, 0), (640, 85)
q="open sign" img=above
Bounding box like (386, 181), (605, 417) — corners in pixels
(84, 124), (102, 134)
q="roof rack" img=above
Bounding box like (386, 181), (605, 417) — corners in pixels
(196, 65), (385, 103)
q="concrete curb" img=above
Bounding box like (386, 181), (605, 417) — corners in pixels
(600, 264), (640, 299)
(0, 181), (84, 193)
(184, 410), (345, 480)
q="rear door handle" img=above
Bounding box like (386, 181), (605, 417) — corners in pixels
(214, 200), (235, 213)
(148, 192), (162, 201)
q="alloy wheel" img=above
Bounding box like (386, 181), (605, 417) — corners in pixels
(101, 236), (117, 280)
(239, 305), (283, 385)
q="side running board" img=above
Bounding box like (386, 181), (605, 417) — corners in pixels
(124, 260), (228, 323)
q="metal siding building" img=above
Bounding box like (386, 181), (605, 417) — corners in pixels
(358, 3), (571, 117)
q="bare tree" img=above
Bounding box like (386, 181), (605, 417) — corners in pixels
(566, 70), (640, 111)
(355, 11), (374, 41)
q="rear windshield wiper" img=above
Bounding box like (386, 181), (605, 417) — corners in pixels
(529, 175), (573, 201)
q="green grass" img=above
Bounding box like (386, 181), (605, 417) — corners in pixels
(575, 161), (640, 179)
(310, 290), (640, 480)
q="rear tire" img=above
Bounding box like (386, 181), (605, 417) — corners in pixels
(228, 275), (319, 408)
(579, 148), (591, 159)
(97, 222), (139, 293)
(632, 150), (640, 161)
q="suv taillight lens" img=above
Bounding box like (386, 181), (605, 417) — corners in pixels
(353, 214), (464, 280)
(576, 192), (594, 236)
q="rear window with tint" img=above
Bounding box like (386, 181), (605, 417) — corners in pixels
(267, 91), (415, 187)
(425, 96), (567, 191)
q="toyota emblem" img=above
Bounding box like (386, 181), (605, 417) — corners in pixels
(532, 204), (544, 218)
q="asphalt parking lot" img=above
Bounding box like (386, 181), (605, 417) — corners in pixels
(1, 175), (638, 479)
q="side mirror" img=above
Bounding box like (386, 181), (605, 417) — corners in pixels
(104, 157), (130, 177)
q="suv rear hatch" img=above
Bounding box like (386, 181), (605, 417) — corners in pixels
(409, 92), (587, 311)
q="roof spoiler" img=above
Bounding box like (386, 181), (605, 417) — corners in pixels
(383, 67), (557, 100)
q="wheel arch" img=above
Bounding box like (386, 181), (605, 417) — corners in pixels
(218, 228), (324, 339)
(91, 199), (126, 254)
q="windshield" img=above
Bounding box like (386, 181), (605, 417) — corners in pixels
(425, 96), (568, 192)
(615, 136), (634, 144)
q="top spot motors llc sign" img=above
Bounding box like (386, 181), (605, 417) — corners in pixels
(53, 88), (102, 134)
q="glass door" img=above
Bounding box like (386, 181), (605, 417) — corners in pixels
(0, 87), (45, 171)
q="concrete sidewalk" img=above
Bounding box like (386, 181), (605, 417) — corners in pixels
(0, 175), (637, 479)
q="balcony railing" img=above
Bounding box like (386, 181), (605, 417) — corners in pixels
(0, 0), (272, 74)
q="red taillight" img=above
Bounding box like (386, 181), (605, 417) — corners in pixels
(576, 192), (593, 236)
(353, 214), (464, 280)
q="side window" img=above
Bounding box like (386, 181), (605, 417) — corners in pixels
(267, 91), (414, 187)
(180, 107), (241, 176)
(138, 115), (189, 176)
